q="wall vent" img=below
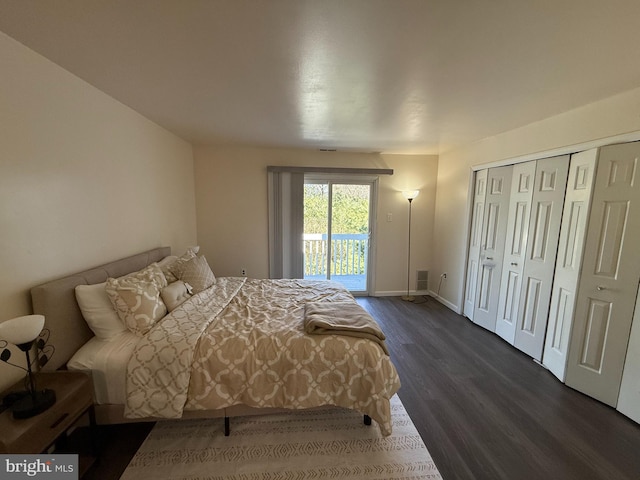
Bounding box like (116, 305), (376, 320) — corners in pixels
(416, 270), (429, 291)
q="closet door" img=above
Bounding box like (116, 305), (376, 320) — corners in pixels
(543, 149), (598, 381)
(565, 142), (640, 406)
(513, 155), (570, 361)
(473, 165), (513, 331)
(617, 284), (640, 423)
(495, 161), (536, 343)
(464, 169), (488, 320)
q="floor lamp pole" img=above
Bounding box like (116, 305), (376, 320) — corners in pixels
(402, 196), (415, 302)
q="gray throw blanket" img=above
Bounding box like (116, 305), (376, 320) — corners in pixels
(303, 302), (390, 355)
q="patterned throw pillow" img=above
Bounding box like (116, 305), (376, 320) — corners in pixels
(166, 247), (199, 283)
(105, 263), (168, 336)
(179, 255), (216, 293)
(157, 255), (179, 283)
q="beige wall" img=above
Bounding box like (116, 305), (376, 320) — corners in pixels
(433, 86), (640, 312)
(7, 16), (639, 393)
(0, 33), (197, 388)
(194, 146), (437, 295)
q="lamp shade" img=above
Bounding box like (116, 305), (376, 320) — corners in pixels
(402, 190), (420, 201)
(0, 315), (44, 346)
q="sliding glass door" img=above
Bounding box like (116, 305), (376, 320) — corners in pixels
(303, 177), (375, 294)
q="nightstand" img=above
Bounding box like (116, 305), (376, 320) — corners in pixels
(0, 371), (97, 472)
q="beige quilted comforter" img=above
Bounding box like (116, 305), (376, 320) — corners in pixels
(125, 278), (401, 435)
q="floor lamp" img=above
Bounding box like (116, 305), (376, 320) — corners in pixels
(402, 190), (419, 301)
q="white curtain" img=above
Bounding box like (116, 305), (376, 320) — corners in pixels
(268, 171), (304, 278)
(268, 166), (393, 280)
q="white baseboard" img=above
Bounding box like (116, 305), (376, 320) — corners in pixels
(427, 290), (462, 314)
(372, 290), (430, 297)
(369, 290), (461, 315)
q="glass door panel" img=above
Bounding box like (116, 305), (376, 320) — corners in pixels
(303, 182), (329, 280)
(303, 180), (371, 293)
(330, 184), (370, 292)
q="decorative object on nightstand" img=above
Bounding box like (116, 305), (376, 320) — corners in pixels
(0, 314), (56, 419)
(401, 190), (420, 302)
(0, 370), (98, 472)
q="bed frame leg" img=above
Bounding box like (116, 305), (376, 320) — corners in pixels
(224, 416), (230, 436)
(364, 414), (372, 426)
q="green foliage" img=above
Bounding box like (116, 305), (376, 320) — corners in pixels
(304, 184), (369, 234)
(303, 183), (370, 277)
(304, 184), (328, 233)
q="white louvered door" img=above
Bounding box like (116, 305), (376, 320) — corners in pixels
(565, 142), (640, 406)
(495, 161), (536, 343)
(464, 169), (488, 320)
(513, 155), (570, 361)
(473, 165), (513, 332)
(543, 149), (598, 381)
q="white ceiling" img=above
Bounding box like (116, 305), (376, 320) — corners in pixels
(2, 0), (640, 154)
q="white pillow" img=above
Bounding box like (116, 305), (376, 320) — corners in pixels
(161, 281), (192, 311)
(75, 283), (128, 340)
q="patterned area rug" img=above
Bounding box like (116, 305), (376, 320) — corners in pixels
(121, 395), (442, 479)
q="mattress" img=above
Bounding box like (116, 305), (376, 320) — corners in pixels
(67, 332), (140, 404)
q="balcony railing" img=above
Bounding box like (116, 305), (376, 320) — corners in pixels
(303, 233), (369, 278)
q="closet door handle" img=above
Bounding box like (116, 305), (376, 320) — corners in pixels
(510, 262), (518, 266)
(597, 285), (606, 291)
(486, 257), (493, 260)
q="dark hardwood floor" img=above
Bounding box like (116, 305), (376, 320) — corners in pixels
(77, 296), (640, 479)
(359, 296), (640, 480)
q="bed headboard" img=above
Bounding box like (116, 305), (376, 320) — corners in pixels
(30, 246), (171, 371)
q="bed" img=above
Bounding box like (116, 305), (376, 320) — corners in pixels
(30, 247), (401, 435)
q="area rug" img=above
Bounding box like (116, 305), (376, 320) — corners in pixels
(120, 395), (442, 479)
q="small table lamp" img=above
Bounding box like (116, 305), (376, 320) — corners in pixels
(0, 315), (56, 419)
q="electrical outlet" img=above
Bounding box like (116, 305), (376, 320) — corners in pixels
(241, 268), (247, 277)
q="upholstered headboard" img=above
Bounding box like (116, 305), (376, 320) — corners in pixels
(30, 247), (171, 371)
